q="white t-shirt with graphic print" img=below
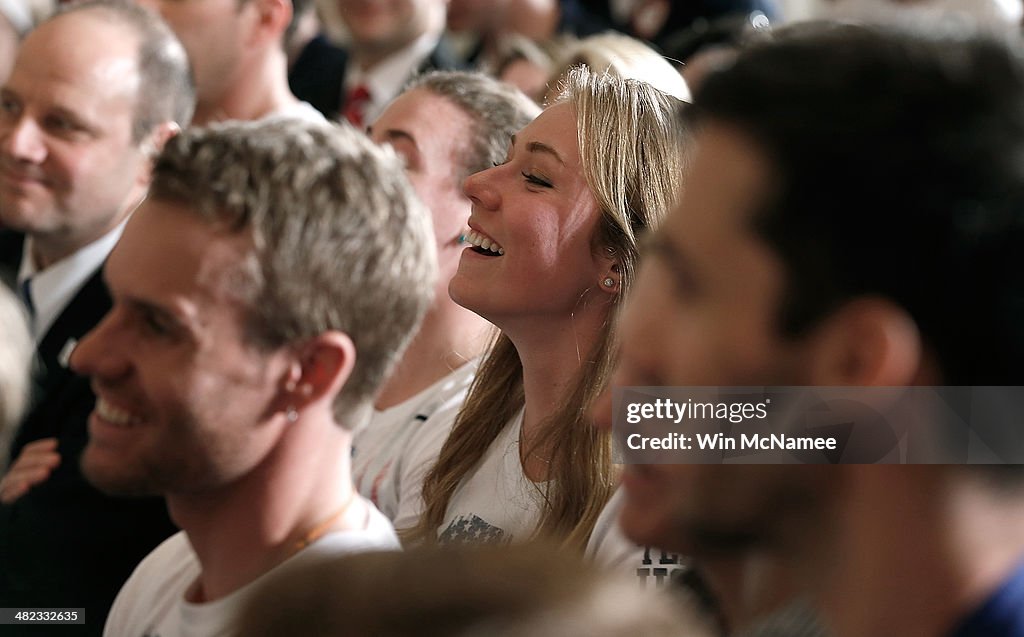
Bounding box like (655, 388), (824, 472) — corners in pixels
(436, 410), (544, 544)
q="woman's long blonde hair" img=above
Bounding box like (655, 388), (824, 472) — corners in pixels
(404, 68), (692, 550)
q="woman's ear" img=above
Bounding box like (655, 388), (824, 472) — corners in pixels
(598, 262), (621, 296)
(597, 244), (621, 296)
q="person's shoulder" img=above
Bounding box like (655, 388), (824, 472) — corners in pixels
(361, 498), (402, 546)
(121, 531), (196, 591)
(104, 532), (197, 637)
(318, 499), (401, 555)
(949, 559), (1024, 637)
(290, 33), (348, 78)
(289, 34), (349, 118)
(586, 488), (686, 588)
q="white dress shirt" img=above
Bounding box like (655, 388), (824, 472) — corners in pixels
(343, 31), (441, 126)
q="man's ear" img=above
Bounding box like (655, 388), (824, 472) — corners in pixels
(149, 121), (181, 155)
(139, 121), (180, 166)
(133, 121), (181, 194)
(247, 0), (292, 46)
(275, 331), (356, 418)
(805, 297), (922, 386)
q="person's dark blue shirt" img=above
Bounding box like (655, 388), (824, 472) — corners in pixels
(950, 561), (1024, 637)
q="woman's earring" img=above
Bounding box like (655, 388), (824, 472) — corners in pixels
(602, 277), (616, 288)
(285, 406), (299, 423)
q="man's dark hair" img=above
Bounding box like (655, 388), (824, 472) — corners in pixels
(56, 0), (194, 140)
(693, 23), (1024, 384)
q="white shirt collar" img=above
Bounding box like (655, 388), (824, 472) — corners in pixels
(344, 31), (440, 126)
(18, 221), (126, 343)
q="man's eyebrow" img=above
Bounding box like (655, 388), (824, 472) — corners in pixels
(50, 104), (96, 132)
(129, 296), (190, 325)
(525, 140), (565, 165)
(107, 278), (198, 336)
(379, 128), (418, 150)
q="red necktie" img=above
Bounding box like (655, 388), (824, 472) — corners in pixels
(343, 85), (371, 128)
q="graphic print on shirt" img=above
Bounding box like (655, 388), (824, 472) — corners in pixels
(439, 514), (506, 545)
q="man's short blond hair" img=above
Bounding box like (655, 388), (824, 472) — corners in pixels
(149, 119), (438, 426)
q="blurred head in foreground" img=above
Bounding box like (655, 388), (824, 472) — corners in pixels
(240, 544), (717, 637)
(608, 22), (1024, 637)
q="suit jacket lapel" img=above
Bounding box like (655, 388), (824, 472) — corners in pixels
(35, 266), (110, 388)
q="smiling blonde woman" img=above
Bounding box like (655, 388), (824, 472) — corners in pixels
(402, 67), (691, 551)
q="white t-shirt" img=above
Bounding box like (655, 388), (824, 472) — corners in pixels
(586, 487), (686, 588)
(353, 361), (477, 532)
(435, 410), (545, 545)
(425, 412), (684, 586)
(432, 430), (686, 585)
(103, 498), (398, 637)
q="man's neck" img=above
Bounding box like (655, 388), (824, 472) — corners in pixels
(375, 303), (490, 410)
(193, 49), (299, 126)
(31, 237), (82, 272)
(351, 43), (402, 73)
(166, 417), (355, 602)
(30, 214), (130, 271)
(350, 26), (441, 72)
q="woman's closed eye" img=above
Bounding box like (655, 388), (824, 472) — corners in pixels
(522, 172), (552, 188)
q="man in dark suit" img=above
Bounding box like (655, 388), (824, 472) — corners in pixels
(0, 1), (194, 633)
(290, 0), (463, 124)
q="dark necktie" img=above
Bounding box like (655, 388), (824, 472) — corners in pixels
(19, 277), (34, 320)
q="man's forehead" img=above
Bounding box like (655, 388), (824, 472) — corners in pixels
(17, 12), (141, 95)
(387, 91), (471, 146)
(2, 14), (147, 195)
(112, 201), (253, 300)
(377, 92), (476, 178)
